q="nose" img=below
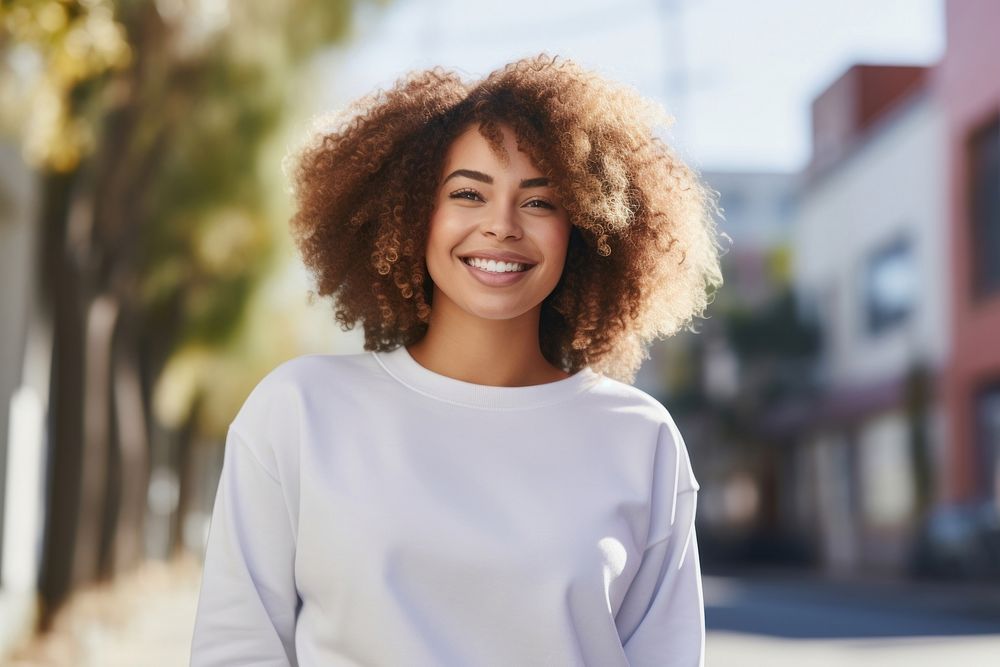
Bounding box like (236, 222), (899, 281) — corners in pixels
(480, 203), (522, 241)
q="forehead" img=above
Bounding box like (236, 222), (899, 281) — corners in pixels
(441, 124), (544, 177)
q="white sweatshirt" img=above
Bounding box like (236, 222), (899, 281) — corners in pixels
(189, 346), (704, 666)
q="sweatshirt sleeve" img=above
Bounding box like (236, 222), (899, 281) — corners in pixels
(190, 426), (300, 666)
(615, 417), (705, 666)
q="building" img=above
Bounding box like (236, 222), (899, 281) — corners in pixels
(936, 0), (1000, 515)
(791, 64), (949, 574)
(0, 140), (45, 655)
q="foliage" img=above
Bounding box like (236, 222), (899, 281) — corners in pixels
(725, 287), (820, 361)
(1, 0), (366, 427)
(1, 0), (131, 170)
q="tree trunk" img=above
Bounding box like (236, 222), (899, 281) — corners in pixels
(110, 322), (151, 574)
(170, 398), (200, 557)
(36, 170), (85, 629)
(71, 293), (119, 585)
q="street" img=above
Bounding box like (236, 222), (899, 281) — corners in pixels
(705, 572), (1000, 666)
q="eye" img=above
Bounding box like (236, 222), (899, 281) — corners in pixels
(449, 188), (484, 202)
(524, 198), (556, 210)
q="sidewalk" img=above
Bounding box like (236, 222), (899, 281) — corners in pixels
(708, 631), (1000, 667)
(7, 561), (999, 665)
(6, 556), (202, 667)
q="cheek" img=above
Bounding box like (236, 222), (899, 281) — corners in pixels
(423, 212), (458, 286)
(545, 220), (573, 268)
(424, 212), (450, 261)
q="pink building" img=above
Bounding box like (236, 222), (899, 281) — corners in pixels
(935, 0), (1000, 505)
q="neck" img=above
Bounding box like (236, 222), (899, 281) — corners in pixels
(406, 296), (569, 387)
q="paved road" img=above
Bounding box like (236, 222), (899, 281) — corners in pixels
(705, 572), (1000, 666)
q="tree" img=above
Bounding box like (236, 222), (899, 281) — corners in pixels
(0, 0), (365, 627)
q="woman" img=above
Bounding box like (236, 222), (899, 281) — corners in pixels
(190, 55), (723, 666)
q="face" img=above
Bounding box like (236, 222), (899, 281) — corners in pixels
(424, 123), (573, 323)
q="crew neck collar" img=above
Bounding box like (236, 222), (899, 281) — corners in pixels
(372, 345), (600, 410)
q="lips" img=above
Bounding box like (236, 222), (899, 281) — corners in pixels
(460, 256), (532, 286)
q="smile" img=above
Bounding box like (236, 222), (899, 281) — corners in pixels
(462, 257), (535, 288)
(461, 256), (531, 273)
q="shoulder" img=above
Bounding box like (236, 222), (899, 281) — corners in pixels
(584, 373), (699, 494)
(226, 351), (381, 479)
(244, 351), (378, 399)
(251, 351), (378, 390)
(584, 372), (678, 428)
(230, 351), (377, 441)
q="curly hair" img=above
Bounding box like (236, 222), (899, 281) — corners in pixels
(289, 55), (724, 383)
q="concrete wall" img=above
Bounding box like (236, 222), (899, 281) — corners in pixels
(0, 141), (42, 655)
(791, 89), (949, 574)
(793, 95), (949, 389)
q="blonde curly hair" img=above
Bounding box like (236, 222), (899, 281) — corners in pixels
(289, 55), (724, 383)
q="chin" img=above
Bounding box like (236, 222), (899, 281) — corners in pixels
(463, 303), (536, 322)
(429, 281), (545, 323)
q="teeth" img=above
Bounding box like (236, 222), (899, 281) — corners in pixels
(464, 257), (527, 273)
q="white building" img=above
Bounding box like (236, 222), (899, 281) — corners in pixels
(0, 140), (45, 656)
(791, 65), (949, 574)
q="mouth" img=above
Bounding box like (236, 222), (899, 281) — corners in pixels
(460, 256), (535, 274)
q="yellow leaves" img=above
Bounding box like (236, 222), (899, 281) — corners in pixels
(4, 1), (131, 76)
(22, 79), (92, 170)
(152, 345), (203, 430)
(2, 0), (131, 170)
(3, 0), (356, 173)
(2, 5), (39, 41)
(193, 207), (268, 278)
(35, 2), (67, 33)
(60, 6), (131, 74)
(140, 206), (269, 308)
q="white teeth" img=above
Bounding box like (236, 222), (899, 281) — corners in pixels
(464, 257), (528, 273)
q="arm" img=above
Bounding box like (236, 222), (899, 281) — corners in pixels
(616, 488), (704, 666)
(190, 426), (299, 666)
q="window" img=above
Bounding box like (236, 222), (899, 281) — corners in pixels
(969, 115), (1000, 297)
(863, 235), (915, 334)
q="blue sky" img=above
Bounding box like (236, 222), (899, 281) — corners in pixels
(317, 0), (944, 173)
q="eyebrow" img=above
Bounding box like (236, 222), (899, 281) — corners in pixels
(443, 169), (550, 188)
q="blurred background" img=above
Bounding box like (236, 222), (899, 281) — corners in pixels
(0, 0), (998, 664)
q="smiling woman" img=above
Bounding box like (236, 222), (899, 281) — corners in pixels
(411, 123), (575, 383)
(190, 54), (724, 667)
(285, 55), (723, 384)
